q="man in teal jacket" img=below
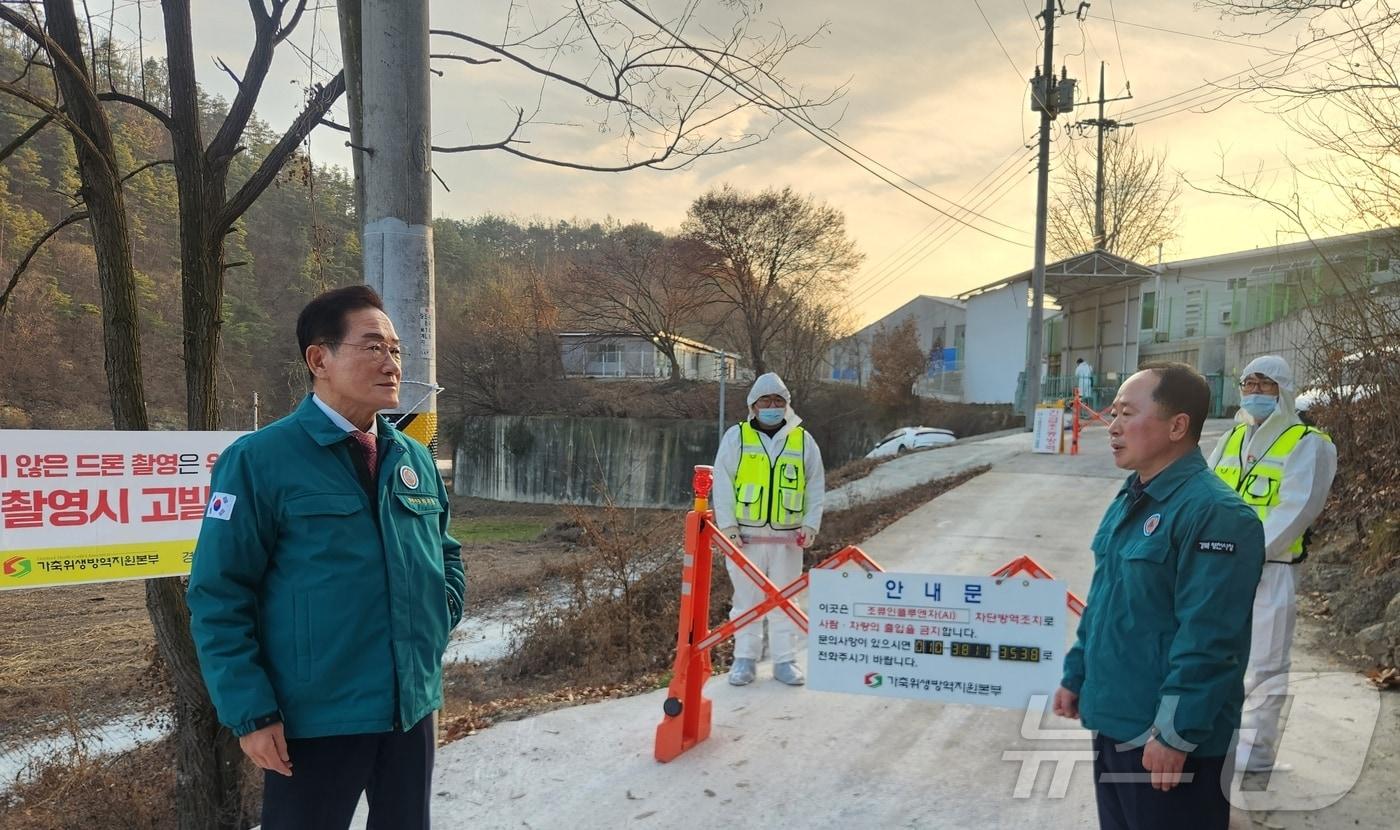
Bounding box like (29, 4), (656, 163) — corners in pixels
(1054, 363), (1264, 830)
(188, 285), (464, 830)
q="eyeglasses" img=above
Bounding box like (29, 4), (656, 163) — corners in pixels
(1239, 379), (1279, 393)
(323, 341), (405, 365)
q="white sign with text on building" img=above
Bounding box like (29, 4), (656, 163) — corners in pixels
(807, 569), (1066, 710)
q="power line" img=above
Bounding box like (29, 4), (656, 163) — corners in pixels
(1103, 0), (1130, 86)
(849, 160), (1032, 310)
(1018, 0), (1043, 41)
(849, 162), (1031, 308)
(1103, 15), (1291, 54)
(851, 142), (1032, 288)
(974, 0), (1026, 83)
(846, 143), (1034, 296)
(1119, 10), (1397, 125)
(849, 145), (1037, 306)
(1123, 39), (1351, 125)
(612, 0), (1031, 246)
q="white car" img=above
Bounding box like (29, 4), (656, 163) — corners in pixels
(1293, 347), (1394, 421)
(865, 427), (957, 459)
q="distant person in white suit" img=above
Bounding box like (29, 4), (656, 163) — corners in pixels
(1076, 358), (1095, 408)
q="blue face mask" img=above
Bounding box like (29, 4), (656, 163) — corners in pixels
(1240, 394), (1278, 422)
(755, 407), (785, 426)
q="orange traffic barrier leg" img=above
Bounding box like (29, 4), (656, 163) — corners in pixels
(655, 471), (716, 762)
(1072, 388), (1082, 455)
(990, 554), (1086, 617)
(656, 465), (886, 762)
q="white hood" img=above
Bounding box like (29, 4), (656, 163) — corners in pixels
(746, 372), (800, 426)
(1239, 354), (1300, 430)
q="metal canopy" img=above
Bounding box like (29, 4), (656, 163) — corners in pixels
(957, 249), (1158, 304)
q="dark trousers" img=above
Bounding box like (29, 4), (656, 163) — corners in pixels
(261, 715), (434, 830)
(1093, 733), (1232, 830)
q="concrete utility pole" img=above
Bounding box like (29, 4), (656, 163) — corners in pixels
(359, 0), (440, 453)
(1024, 0), (1060, 430)
(1075, 62), (1134, 250)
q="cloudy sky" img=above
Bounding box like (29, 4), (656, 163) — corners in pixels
(101, 1), (1362, 324)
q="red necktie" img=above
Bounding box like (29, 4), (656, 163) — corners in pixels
(352, 431), (378, 478)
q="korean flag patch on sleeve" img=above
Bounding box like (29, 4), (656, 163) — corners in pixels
(206, 493), (237, 521)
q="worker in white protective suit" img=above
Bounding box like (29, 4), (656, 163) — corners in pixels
(1075, 358), (1095, 408)
(711, 372), (825, 687)
(1206, 355), (1337, 774)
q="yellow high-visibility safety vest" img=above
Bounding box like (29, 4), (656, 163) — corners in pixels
(733, 422), (807, 530)
(1214, 422), (1332, 561)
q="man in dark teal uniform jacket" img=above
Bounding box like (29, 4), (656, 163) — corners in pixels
(188, 285), (464, 830)
(1054, 363), (1264, 830)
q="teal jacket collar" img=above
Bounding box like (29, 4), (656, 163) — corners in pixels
(1121, 448), (1207, 503)
(291, 394), (406, 450)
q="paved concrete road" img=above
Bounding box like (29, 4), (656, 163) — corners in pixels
(346, 419), (1396, 830)
(826, 429), (1034, 511)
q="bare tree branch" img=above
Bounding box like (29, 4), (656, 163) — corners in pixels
(0, 210), (87, 316)
(0, 78), (114, 175)
(430, 52), (500, 67)
(427, 3), (840, 174)
(0, 112), (53, 164)
(96, 90), (172, 126)
(216, 71), (345, 234)
(213, 56), (244, 90)
(1048, 131), (1181, 261)
(120, 157), (173, 182)
(274, 0), (308, 45)
(206, 0), (307, 164)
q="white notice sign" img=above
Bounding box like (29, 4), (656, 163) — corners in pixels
(1032, 406), (1063, 454)
(807, 570), (1066, 709)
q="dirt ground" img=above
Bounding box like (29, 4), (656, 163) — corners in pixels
(0, 580), (159, 740)
(0, 496), (665, 747)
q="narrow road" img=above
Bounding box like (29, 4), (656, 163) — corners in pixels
(349, 421), (1395, 829)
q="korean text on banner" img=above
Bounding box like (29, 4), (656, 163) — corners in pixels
(1032, 406), (1063, 454)
(0, 430), (246, 590)
(807, 570), (1067, 710)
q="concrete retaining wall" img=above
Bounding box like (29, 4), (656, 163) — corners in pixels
(454, 415), (719, 508)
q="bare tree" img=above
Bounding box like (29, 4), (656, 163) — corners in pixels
(766, 291), (852, 389)
(0, 3), (342, 826)
(559, 224), (717, 380)
(415, 0), (843, 173)
(684, 184), (863, 375)
(869, 317), (925, 413)
(0, 2), (145, 434)
(441, 265), (563, 414)
(1047, 131), (1181, 262)
(1198, 0), (1400, 561)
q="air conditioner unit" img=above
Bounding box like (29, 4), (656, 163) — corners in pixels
(1153, 331), (1170, 343)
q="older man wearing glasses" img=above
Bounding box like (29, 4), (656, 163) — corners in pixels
(1206, 355), (1336, 778)
(188, 285), (464, 830)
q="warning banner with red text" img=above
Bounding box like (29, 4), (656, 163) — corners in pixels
(0, 430), (245, 590)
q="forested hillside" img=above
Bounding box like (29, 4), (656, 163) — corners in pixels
(0, 33), (622, 432)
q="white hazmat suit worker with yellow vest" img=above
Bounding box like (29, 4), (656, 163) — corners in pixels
(1206, 354), (1337, 775)
(712, 372), (825, 687)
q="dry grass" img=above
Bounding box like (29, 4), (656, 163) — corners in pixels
(1, 736), (176, 829)
(0, 581), (160, 740)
